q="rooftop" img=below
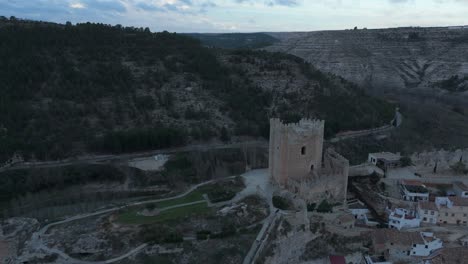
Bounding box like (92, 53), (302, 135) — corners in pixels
(449, 197), (468, 207)
(369, 152), (401, 161)
(401, 179), (424, 186)
(453, 181), (468, 191)
(336, 213), (355, 224)
(373, 229), (424, 247)
(348, 201), (368, 210)
(390, 209), (417, 220)
(419, 201), (438, 211)
(329, 255), (346, 264)
(403, 184), (429, 194)
(424, 247), (468, 264)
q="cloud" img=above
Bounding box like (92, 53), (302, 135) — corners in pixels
(267, 0), (299, 6)
(234, 0), (300, 7)
(1, 0), (468, 33)
(70, 2), (86, 9)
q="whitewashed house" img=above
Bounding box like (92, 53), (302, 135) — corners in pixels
(410, 232), (443, 257)
(348, 200), (370, 220)
(372, 229), (443, 262)
(388, 208), (421, 230)
(400, 180), (429, 202)
(368, 152), (401, 171)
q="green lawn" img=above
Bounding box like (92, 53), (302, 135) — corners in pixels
(115, 179), (244, 225)
(117, 202), (211, 225)
(154, 190), (205, 208)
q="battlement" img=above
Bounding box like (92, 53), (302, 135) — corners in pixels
(270, 118), (324, 133)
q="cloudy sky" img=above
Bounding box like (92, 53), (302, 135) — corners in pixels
(1, 0), (467, 32)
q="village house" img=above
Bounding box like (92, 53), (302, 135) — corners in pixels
(368, 152), (401, 171)
(422, 247), (468, 264)
(452, 181), (468, 198)
(388, 208), (421, 230)
(363, 255), (392, 264)
(459, 236), (468, 247)
(348, 200), (370, 220)
(372, 229), (443, 262)
(334, 213), (355, 229)
(435, 196), (468, 225)
(417, 201), (439, 224)
(400, 180), (429, 202)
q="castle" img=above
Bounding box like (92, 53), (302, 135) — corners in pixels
(269, 118), (349, 203)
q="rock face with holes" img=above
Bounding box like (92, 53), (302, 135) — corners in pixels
(269, 118), (349, 203)
(267, 27), (468, 93)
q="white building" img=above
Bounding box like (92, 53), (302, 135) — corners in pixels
(400, 180), (429, 202)
(348, 200), (370, 220)
(417, 201), (439, 224)
(388, 208), (421, 230)
(368, 152), (401, 171)
(372, 229), (443, 262)
(453, 182), (468, 198)
(410, 232), (443, 257)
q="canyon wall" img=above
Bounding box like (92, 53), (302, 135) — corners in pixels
(267, 27), (468, 95)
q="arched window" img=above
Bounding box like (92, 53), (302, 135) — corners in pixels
(311, 164), (314, 171)
(301, 146), (306, 155)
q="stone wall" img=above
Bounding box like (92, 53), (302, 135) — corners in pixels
(269, 118), (349, 204)
(288, 149), (349, 203)
(269, 118), (324, 186)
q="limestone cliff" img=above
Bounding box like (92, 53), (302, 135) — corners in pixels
(267, 27), (468, 95)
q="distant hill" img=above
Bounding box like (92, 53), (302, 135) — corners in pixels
(185, 33), (279, 49)
(267, 27), (468, 151)
(0, 18), (394, 162)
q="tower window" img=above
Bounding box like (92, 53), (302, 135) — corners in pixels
(301, 146), (306, 155)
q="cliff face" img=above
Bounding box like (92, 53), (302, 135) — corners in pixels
(267, 27), (468, 95)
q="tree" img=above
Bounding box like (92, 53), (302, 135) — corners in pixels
(451, 161), (467, 174)
(272, 196), (289, 210)
(317, 199), (333, 213)
(400, 156), (412, 167)
(220, 127), (230, 142)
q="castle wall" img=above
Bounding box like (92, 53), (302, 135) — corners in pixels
(269, 118), (324, 186)
(269, 118), (349, 204)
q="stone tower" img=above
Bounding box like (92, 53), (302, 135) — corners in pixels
(269, 118), (325, 186)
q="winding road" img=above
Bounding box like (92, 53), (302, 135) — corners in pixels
(0, 141), (268, 173)
(18, 179), (226, 264)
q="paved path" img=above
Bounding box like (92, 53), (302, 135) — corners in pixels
(349, 163), (384, 177)
(329, 110), (403, 143)
(240, 169), (277, 264)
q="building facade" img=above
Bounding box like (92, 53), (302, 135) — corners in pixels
(418, 202), (439, 224)
(435, 197), (468, 225)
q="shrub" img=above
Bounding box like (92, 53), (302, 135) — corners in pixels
(272, 196), (289, 210)
(451, 161), (467, 174)
(307, 203), (316, 212)
(316, 199), (333, 213)
(400, 156), (413, 167)
(196, 230), (211, 240)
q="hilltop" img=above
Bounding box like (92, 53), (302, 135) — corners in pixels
(0, 18), (394, 162)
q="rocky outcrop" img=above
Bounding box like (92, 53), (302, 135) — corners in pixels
(267, 27), (468, 94)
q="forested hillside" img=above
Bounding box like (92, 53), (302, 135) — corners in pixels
(0, 18), (394, 162)
(185, 33), (279, 49)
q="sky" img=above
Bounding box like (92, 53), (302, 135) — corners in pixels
(1, 0), (467, 33)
